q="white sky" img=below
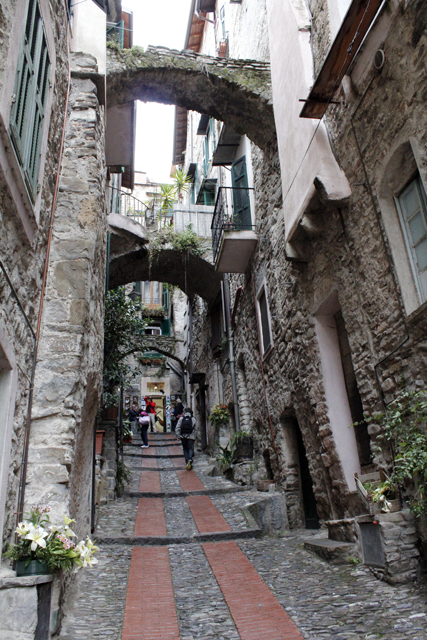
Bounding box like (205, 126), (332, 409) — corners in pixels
(122, 0), (194, 184)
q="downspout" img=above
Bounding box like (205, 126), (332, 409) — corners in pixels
(195, 0), (215, 24)
(16, 50), (71, 523)
(222, 274), (240, 432)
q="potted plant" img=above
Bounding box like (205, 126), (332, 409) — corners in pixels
(208, 404), (230, 427)
(123, 421), (132, 443)
(3, 505), (99, 576)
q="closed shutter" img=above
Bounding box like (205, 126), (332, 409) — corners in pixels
(161, 318), (171, 336)
(10, 0), (50, 202)
(231, 156), (251, 229)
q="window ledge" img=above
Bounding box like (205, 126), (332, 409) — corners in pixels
(406, 299), (427, 325)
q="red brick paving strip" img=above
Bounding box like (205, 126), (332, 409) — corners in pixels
(134, 498), (166, 537)
(176, 469), (205, 492)
(203, 541), (304, 640)
(186, 495), (232, 533)
(122, 547), (179, 640)
(138, 470), (161, 493)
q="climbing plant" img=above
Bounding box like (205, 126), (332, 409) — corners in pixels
(370, 389), (427, 517)
(103, 287), (148, 404)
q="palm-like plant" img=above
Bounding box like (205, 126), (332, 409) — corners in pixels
(159, 184), (176, 219)
(173, 168), (192, 200)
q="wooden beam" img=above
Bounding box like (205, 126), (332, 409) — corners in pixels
(300, 0), (384, 119)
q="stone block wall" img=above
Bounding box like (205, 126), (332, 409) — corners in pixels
(188, 0), (427, 566)
(24, 54), (107, 538)
(0, 0), (69, 545)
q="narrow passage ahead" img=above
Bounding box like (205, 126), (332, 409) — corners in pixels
(59, 433), (427, 640)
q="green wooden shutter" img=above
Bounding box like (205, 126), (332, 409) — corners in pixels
(161, 318), (171, 336)
(231, 156), (251, 229)
(10, 0), (50, 202)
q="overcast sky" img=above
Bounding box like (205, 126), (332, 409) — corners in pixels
(122, 0), (193, 184)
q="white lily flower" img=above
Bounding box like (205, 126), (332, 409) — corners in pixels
(64, 526), (77, 538)
(25, 524), (48, 551)
(63, 515), (76, 526)
(81, 553), (98, 568)
(16, 522), (30, 537)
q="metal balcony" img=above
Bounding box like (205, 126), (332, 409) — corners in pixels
(211, 187), (258, 273)
(107, 186), (151, 227)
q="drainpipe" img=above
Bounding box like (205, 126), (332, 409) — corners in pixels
(195, 0), (215, 24)
(222, 274), (240, 432)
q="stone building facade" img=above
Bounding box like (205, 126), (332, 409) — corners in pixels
(177, 0), (427, 583)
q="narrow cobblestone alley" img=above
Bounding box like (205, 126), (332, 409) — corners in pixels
(58, 433), (427, 640)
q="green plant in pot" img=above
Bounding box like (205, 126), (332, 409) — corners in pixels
(3, 505), (99, 576)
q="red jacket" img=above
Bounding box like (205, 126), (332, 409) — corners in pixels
(144, 398), (156, 414)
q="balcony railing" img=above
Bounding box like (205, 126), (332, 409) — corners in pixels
(211, 186), (255, 262)
(106, 20), (124, 49)
(107, 186), (150, 227)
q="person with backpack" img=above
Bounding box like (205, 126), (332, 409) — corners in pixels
(138, 410), (150, 448)
(175, 408), (197, 470)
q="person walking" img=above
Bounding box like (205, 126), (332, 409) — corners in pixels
(129, 404), (139, 436)
(138, 410), (150, 448)
(144, 396), (157, 433)
(176, 408), (197, 470)
(172, 398), (184, 433)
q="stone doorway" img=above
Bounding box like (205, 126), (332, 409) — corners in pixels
(278, 415), (319, 530)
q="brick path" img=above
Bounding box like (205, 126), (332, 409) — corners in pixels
(58, 433), (427, 640)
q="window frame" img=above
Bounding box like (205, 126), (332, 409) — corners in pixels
(256, 281), (274, 358)
(0, 0), (56, 241)
(395, 174), (427, 304)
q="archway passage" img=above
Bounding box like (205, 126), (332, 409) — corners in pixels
(109, 247), (222, 304)
(107, 46), (276, 152)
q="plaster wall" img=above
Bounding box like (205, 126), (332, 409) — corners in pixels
(71, 1), (107, 75)
(266, 0), (350, 240)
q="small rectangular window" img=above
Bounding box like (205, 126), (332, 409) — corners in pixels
(396, 175), (427, 302)
(257, 286), (272, 354)
(10, 0), (50, 203)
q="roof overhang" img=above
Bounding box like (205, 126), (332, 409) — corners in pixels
(300, 0), (384, 119)
(172, 0), (207, 165)
(212, 125), (241, 166)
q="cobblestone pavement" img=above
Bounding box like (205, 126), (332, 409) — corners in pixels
(58, 433), (427, 640)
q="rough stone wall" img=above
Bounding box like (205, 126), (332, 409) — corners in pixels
(0, 0), (69, 545)
(188, 0), (427, 542)
(24, 54), (107, 537)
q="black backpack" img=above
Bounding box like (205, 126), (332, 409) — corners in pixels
(180, 415), (193, 436)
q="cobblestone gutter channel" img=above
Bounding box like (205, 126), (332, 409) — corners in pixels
(57, 434), (427, 640)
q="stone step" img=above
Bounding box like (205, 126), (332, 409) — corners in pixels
(125, 442), (181, 448)
(97, 528), (262, 547)
(304, 538), (355, 565)
(124, 452), (184, 459)
(126, 486), (251, 499)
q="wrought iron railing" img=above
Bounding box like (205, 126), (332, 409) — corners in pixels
(211, 186), (256, 261)
(107, 186), (150, 227)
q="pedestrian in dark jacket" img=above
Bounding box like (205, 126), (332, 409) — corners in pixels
(172, 398), (184, 432)
(129, 404), (139, 436)
(176, 408), (197, 470)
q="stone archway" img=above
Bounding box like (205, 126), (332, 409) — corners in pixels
(107, 45), (276, 152)
(109, 247), (221, 304)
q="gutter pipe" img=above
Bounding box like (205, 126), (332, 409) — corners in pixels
(222, 274), (240, 432)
